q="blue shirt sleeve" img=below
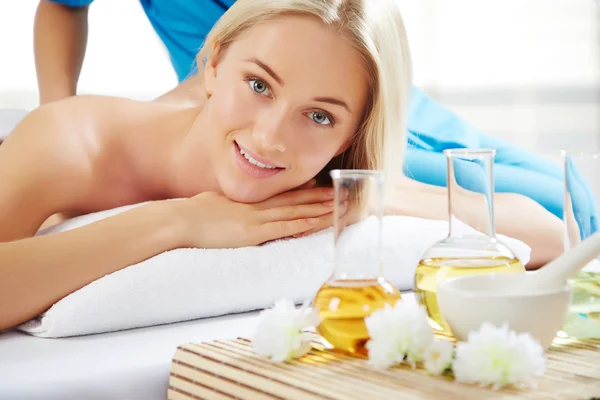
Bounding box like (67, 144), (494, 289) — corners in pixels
(49, 0), (95, 6)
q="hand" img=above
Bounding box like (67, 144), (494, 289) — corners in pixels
(289, 183), (355, 238)
(272, 183), (349, 239)
(173, 186), (342, 248)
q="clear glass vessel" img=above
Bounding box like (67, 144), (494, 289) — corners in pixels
(562, 151), (600, 339)
(414, 149), (525, 337)
(313, 170), (401, 356)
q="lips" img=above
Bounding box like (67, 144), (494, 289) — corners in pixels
(233, 141), (284, 179)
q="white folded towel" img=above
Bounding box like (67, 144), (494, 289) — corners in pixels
(17, 203), (531, 338)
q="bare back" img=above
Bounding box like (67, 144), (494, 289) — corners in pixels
(0, 95), (197, 241)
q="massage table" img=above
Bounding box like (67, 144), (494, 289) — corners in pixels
(0, 310), (261, 399)
(0, 293), (418, 399)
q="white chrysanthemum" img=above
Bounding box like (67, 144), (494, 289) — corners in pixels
(424, 340), (454, 375)
(453, 322), (546, 390)
(365, 301), (434, 369)
(252, 298), (321, 363)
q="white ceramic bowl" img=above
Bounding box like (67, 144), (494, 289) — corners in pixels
(437, 273), (573, 350)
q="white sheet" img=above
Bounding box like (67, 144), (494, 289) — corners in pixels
(0, 310), (261, 400)
(0, 293), (417, 400)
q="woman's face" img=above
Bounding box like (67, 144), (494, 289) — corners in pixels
(202, 16), (369, 203)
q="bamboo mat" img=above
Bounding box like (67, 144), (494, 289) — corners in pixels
(168, 334), (600, 400)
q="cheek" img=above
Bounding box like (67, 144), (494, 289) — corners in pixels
(210, 81), (256, 131)
(292, 137), (345, 174)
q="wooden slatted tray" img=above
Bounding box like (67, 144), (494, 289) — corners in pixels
(168, 335), (600, 400)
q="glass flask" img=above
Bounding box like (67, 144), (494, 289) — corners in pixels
(414, 149), (525, 337)
(562, 151), (600, 339)
(313, 170), (401, 356)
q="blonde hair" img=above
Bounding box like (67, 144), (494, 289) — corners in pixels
(198, 0), (412, 189)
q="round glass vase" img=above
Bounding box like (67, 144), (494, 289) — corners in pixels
(414, 149), (525, 337)
(313, 170), (401, 356)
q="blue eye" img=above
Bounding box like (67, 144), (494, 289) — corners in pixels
(307, 111), (332, 126)
(248, 78), (271, 96)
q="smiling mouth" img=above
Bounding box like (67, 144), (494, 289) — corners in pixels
(235, 141), (284, 170)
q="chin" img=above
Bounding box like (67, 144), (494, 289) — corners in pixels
(219, 180), (278, 204)
(216, 151), (302, 203)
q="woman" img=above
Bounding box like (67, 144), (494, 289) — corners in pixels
(0, 0), (562, 331)
(34, 0), (590, 226)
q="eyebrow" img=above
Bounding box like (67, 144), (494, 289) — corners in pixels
(312, 97), (351, 113)
(245, 57), (284, 86)
(245, 57), (351, 114)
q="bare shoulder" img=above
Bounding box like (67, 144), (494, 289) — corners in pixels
(0, 95), (159, 240)
(4, 95), (152, 145)
(1, 96), (149, 174)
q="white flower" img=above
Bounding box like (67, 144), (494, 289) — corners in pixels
(424, 340), (454, 375)
(252, 298), (321, 363)
(453, 322), (546, 390)
(365, 301), (434, 369)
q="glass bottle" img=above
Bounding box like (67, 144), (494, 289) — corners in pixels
(561, 151), (600, 338)
(313, 170), (401, 356)
(414, 149), (525, 337)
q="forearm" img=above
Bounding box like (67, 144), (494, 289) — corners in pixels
(0, 201), (182, 331)
(389, 178), (564, 268)
(34, 1), (89, 104)
(494, 193), (564, 268)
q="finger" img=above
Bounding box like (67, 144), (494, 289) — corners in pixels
(344, 202), (363, 226)
(258, 217), (320, 243)
(292, 201), (350, 238)
(261, 202), (337, 222)
(292, 213), (334, 238)
(257, 186), (336, 209)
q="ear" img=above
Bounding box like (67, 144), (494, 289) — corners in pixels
(203, 42), (223, 99)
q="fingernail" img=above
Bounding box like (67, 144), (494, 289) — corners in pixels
(322, 200), (334, 206)
(307, 218), (319, 225)
(326, 188), (335, 196)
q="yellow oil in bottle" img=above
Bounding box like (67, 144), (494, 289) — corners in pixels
(562, 271), (600, 338)
(313, 278), (401, 356)
(414, 256), (525, 337)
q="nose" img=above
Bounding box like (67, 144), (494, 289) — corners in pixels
(252, 104), (288, 153)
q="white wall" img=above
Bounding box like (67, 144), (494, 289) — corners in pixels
(1, 0), (599, 158)
(402, 0), (600, 89)
(0, 0), (177, 107)
(399, 0), (600, 160)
